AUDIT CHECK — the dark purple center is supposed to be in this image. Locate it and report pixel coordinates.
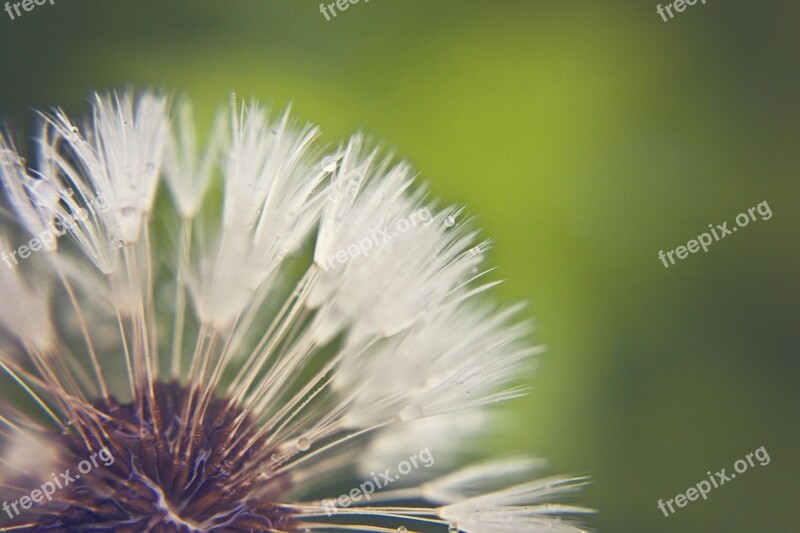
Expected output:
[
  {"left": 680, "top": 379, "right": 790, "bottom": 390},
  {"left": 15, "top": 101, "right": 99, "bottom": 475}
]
[{"left": 21, "top": 382, "right": 294, "bottom": 532}]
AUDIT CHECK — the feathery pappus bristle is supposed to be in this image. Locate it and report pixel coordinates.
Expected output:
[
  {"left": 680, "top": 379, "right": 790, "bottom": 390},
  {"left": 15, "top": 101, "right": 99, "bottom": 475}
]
[{"left": 0, "top": 90, "right": 591, "bottom": 532}]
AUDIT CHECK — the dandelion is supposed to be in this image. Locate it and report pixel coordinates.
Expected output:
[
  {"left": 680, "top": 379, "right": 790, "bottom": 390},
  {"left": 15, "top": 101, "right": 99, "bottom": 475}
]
[{"left": 0, "top": 91, "right": 591, "bottom": 532}]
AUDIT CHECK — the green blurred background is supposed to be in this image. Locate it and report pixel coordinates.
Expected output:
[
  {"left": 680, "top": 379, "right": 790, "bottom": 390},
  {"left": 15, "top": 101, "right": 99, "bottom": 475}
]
[{"left": 1, "top": 1, "right": 798, "bottom": 531}]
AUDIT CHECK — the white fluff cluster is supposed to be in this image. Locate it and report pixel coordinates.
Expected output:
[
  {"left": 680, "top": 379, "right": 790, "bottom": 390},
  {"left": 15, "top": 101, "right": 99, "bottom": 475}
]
[{"left": 0, "top": 91, "right": 590, "bottom": 532}]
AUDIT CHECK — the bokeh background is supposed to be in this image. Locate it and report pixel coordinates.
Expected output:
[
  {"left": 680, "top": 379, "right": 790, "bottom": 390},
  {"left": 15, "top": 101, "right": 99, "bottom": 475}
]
[{"left": 1, "top": 1, "right": 798, "bottom": 531}]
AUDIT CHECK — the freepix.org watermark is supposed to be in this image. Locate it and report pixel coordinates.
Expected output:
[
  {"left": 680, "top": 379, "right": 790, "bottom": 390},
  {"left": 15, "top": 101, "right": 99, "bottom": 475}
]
[
  {"left": 4, "top": 0, "right": 54, "bottom": 21},
  {"left": 1, "top": 189, "right": 110, "bottom": 270},
  {"left": 319, "top": 0, "right": 369, "bottom": 21},
  {"left": 656, "top": 0, "right": 707, "bottom": 22},
  {"left": 319, "top": 207, "right": 433, "bottom": 272},
  {"left": 658, "top": 200, "right": 772, "bottom": 269},
  {"left": 321, "top": 448, "right": 434, "bottom": 516},
  {"left": 657, "top": 445, "right": 770, "bottom": 517},
  {"left": 3, "top": 447, "right": 115, "bottom": 519}
]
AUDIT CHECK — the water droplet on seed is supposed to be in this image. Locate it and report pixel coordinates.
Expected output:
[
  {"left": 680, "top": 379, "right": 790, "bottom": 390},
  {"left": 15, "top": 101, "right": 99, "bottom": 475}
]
[
  {"left": 397, "top": 527, "right": 408, "bottom": 532},
  {"left": 297, "top": 437, "right": 311, "bottom": 451},
  {"left": 448, "top": 524, "right": 459, "bottom": 533},
  {"left": 444, "top": 215, "right": 455, "bottom": 227},
  {"left": 399, "top": 402, "right": 423, "bottom": 421},
  {"left": 29, "top": 180, "right": 61, "bottom": 208},
  {"left": 321, "top": 155, "right": 339, "bottom": 172}
]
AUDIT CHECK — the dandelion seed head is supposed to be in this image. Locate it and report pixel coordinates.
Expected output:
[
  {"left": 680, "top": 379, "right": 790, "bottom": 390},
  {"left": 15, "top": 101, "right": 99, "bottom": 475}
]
[{"left": 0, "top": 90, "right": 590, "bottom": 532}]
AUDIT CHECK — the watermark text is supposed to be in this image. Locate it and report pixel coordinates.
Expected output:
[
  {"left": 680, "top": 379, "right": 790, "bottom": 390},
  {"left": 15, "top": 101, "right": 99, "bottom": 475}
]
[
  {"left": 3, "top": 447, "right": 114, "bottom": 519},
  {"left": 657, "top": 445, "right": 770, "bottom": 517},
  {"left": 321, "top": 448, "right": 434, "bottom": 516},
  {"left": 658, "top": 200, "right": 772, "bottom": 268}
]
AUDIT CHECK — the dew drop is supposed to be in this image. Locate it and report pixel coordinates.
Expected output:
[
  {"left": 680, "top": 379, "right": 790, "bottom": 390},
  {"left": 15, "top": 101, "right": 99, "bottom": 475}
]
[
  {"left": 468, "top": 246, "right": 480, "bottom": 257},
  {"left": 399, "top": 402, "right": 424, "bottom": 422},
  {"left": 111, "top": 239, "right": 124, "bottom": 249},
  {"left": 321, "top": 155, "right": 339, "bottom": 172},
  {"left": 118, "top": 206, "right": 139, "bottom": 226},
  {"left": 448, "top": 524, "right": 459, "bottom": 533},
  {"left": 29, "top": 180, "right": 61, "bottom": 209},
  {"left": 397, "top": 527, "right": 408, "bottom": 532},
  {"left": 297, "top": 437, "right": 311, "bottom": 451},
  {"left": 444, "top": 215, "right": 455, "bottom": 227}
]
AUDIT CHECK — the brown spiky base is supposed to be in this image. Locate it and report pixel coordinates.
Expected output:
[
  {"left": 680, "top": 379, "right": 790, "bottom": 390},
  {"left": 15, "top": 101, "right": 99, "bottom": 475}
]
[{"left": 13, "top": 382, "right": 295, "bottom": 532}]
